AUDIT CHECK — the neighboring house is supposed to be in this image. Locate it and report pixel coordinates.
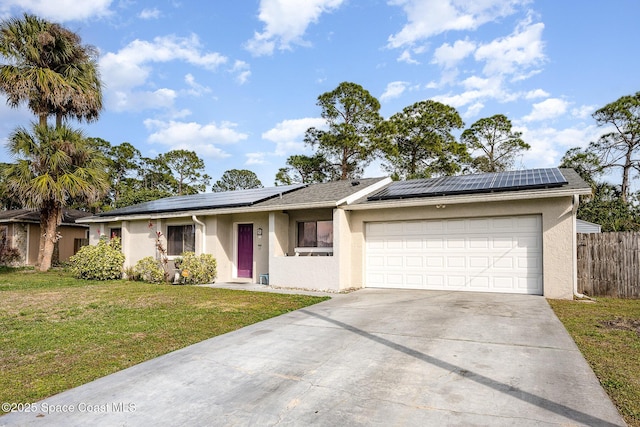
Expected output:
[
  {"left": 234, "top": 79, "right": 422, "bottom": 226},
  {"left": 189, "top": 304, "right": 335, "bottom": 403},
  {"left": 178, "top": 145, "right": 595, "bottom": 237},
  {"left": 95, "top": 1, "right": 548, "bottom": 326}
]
[
  {"left": 576, "top": 219, "right": 602, "bottom": 234},
  {"left": 0, "top": 209, "right": 90, "bottom": 266},
  {"left": 78, "top": 168, "right": 591, "bottom": 299}
]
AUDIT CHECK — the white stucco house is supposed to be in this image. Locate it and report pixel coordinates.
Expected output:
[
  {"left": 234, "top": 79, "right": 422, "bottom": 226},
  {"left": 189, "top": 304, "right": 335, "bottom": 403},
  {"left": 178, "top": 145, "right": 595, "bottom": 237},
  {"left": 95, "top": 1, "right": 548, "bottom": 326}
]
[{"left": 77, "top": 168, "right": 591, "bottom": 299}]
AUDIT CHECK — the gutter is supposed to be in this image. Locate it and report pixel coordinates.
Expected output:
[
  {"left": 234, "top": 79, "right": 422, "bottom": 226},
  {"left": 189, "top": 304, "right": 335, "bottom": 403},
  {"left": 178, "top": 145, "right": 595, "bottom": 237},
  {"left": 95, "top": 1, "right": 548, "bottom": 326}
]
[
  {"left": 572, "top": 194, "right": 586, "bottom": 299},
  {"left": 192, "top": 215, "right": 206, "bottom": 254}
]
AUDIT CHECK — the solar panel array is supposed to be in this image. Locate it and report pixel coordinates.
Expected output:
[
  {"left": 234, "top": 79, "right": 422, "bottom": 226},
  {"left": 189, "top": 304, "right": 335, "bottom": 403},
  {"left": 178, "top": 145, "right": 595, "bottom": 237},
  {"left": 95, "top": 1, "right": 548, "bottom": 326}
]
[
  {"left": 368, "top": 168, "right": 568, "bottom": 201},
  {"left": 98, "top": 183, "right": 307, "bottom": 216}
]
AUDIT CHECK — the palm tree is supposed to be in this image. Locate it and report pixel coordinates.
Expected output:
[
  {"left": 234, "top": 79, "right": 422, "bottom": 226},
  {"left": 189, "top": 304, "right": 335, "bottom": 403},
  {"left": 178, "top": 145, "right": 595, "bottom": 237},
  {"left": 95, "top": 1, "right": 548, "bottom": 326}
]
[
  {"left": 5, "top": 124, "right": 109, "bottom": 271},
  {"left": 0, "top": 13, "right": 102, "bottom": 127},
  {"left": 0, "top": 14, "right": 105, "bottom": 270}
]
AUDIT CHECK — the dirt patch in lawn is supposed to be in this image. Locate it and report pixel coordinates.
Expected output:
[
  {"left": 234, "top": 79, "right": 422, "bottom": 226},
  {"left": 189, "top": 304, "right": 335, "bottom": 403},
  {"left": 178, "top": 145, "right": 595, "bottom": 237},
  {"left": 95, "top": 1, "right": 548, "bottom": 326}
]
[{"left": 599, "top": 317, "right": 640, "bottom": 336}]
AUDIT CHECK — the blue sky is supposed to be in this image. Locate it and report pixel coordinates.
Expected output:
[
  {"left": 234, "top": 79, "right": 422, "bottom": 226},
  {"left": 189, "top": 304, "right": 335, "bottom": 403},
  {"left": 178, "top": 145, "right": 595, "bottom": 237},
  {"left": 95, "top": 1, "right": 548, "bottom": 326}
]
[{"left": 0, "top": 0, "right": 638, "bottom": 187}]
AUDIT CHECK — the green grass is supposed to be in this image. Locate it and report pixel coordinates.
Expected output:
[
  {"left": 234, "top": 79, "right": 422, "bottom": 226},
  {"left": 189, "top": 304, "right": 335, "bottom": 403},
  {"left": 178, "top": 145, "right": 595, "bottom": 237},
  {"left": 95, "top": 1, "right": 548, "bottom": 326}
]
[
  {"left": 548, "top": 297, "right": 640, "bottom": 427},
  {"left": 0, "top": 269, "right": 329, "bottom": 411}
]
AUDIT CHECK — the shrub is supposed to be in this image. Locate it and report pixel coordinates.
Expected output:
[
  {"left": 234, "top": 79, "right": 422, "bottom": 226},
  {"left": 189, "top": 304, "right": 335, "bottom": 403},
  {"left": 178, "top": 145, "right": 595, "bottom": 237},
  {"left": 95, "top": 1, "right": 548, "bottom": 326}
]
[
  {"left": 133, "top": 257, "right": 166, "bottom": 284},
  {"left": 179, "top": 252, "right": 217, "bottom": 285},
  {"left": 0, "top": 246, "right": 22, "bottom": 266},
  {"left": 69, "top": 237, "right": 125, "bottom": 280}
]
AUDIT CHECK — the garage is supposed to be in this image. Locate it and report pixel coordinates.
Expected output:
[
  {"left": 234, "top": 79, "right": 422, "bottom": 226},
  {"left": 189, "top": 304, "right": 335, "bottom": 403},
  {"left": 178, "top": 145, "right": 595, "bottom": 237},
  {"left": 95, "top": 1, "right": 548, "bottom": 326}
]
[{"left": 365, "top": 215, "right": 543, "bottom": 294}]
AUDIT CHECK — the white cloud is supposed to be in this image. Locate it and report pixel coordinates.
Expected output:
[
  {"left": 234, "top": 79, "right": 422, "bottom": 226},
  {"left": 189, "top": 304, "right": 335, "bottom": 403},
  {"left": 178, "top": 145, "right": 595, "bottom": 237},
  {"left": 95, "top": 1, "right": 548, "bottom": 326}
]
[
  {"left": 184, "top": 74, "right": 212, "bottom": 97},
  {"left": 522, "top": 98, "right": 569, "bottom": 122},
  {"left": 381, "top": 81, "right": 409, "bottom": 102},
  {"left": 99, "top": 35, "right": 227, "bottom": 111},
  {"left": 139, "top": 8, "right": 161, "bottom": 20},
  {"left": 474, "top": 19, "right": 546, "bottom": 78},
  {"left": 230, "top": 60, "right": 251, "bottom": 85},
  {"left": 433, "top": 75, "right": 508, "bottom": 108},
  {"left": 111, "top": 88, "right": 177, "bottom": 112},
  {"left": 464, "top": 102, "right": 485, "bottom": 118},
  {"left": 572, "top": 104, "right": 596, "bottom": 119},
  {"left": 246, "top": 153, "right": 268, "bottom": 165},
  {"left": 144, "top": 119, "right": 249, "bottom": 150},
  {"left": 262, "top": 117, "right": 327, "bottom": 155},
  {"left": 387, "top": 0, "right": 526, "bottom": 49},
  {"left": 0, "top": 0, "right": 113, "bottom": 21},
  {"left": 432, "top": 39, "right": 476, "bottom": 69},
  {"left": 245, "top": 0, "right": 345, "bottom": 56},
  {"left": 518, "top": 124, "right": 602, "bottom": 168},
  {"left": 525, "top": 89, "right": 550, "bottom": 99},
  {"left": 397, "top": 49, "right": 420, "bottom": 64}
]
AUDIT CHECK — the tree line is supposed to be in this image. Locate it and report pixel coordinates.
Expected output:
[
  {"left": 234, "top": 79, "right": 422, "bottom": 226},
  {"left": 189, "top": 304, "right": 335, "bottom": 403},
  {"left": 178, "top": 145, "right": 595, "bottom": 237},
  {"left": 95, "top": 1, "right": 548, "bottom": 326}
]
[
  {"left": 0, "top": 14, "right": 638, "bottom": 272},
  {"left": 275, "top": 81, "right": 529, "bottom": 185}
]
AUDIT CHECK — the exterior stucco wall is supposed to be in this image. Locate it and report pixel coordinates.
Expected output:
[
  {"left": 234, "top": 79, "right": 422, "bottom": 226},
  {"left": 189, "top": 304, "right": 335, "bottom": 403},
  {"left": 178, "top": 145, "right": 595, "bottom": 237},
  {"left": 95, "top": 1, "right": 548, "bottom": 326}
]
[
  {"left": 346, "top": 196, "right": 576, "bottom": 299},
  {"left": 57, "top": 226, "right": 88, "bottom": 262},
  {"left": 268, "top": 208, "right": 341, "bottom": 291}
]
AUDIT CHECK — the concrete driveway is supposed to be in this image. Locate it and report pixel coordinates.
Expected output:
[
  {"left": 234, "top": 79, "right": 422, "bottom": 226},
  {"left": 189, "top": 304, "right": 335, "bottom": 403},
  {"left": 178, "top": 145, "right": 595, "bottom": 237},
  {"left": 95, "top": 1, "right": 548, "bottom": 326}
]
[{"left": 1, "top": 289, "right": 625, "bottom": 426}]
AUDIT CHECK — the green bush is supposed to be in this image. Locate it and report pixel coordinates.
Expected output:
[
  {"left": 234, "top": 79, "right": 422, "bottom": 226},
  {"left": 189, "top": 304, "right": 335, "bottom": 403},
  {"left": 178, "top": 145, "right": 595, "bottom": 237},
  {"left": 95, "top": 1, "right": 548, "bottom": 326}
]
[
  {"left": 179, "top": 252, "right": 217, "bottom": 285},
  {"left": 133, "top": 257, "right": 166, "bottom": 284},
  {"left": 69, "top": 237, "right": 125, "bottom": 280}
]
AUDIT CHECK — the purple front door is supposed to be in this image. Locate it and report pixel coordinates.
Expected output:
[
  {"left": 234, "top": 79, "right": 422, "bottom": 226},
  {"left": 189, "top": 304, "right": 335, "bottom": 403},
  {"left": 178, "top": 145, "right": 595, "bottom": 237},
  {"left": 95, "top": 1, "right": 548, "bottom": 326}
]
[{"left": 237, "top": 224, "right": 253, "bottom": 278}]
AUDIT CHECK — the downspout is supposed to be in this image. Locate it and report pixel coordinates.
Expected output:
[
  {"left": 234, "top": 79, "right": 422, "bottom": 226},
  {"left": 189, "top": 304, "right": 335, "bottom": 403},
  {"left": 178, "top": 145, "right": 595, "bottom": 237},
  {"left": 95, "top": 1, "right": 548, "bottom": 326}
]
[
  {"left": 192, "top": 215, "right": 206, "bottom": 254},
  {"left": 572, "top": 195, "right": 585, "bottom": 299}
]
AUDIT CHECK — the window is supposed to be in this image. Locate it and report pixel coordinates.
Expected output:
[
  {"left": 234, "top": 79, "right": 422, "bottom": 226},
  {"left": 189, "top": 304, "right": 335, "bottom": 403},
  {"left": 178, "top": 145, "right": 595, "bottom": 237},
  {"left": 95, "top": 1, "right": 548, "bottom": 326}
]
[
  {"left": 167, "top": 225, "right": 195, "bottom": 256},
  {"left": 110, "top": 228, "right": 121, "bottom": 240},
  {"left": 297, "top": 221, "right": 333, "bottom": 247},
  {"left": 74, "top": 238, "right": 89, "bottom": 254}
]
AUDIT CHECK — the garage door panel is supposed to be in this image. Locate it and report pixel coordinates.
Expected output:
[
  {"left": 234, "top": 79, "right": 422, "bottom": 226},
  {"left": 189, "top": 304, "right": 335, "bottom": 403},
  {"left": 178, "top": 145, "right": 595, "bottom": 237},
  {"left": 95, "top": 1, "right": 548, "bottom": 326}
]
[
  {"left": 426, "top": 256, "right": 443, "bottom": 267},
  {"left": 469, "top": 237, "right": 490, "bottom": 249},
  {"left": 447, "top": 238, "right": 465, "bottom": 249},
  {"left": 406, "top": 239, "right": 423, "bottom": 249},
  {"left": 406, "top": 256, "right": 424, "bottom": 267},
  {"left": 447, "top": 257, "right": 465, "bottom": 268},
  {"left": 365, "top": 215, "right": 542, "bottom": 295},
  {"left": 426, "top": 239, "right": 444, "bottom": 249}
]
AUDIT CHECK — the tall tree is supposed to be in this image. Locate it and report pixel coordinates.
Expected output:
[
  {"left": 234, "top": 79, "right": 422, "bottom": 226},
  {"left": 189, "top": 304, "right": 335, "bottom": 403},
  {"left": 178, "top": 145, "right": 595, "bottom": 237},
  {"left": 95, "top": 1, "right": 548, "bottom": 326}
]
[
  {"left": 5, "top": 124, "right": 109, "bottom": 270},
  {"left": 560, "top": 147, "right": 639, "bottom": 231},
  {"left": 559, "top": 147, "right": 603, "bottom": 187},
  {"left": 212, "top": 169, "right": 263, "bottom": 192},
  {"left": 461, "top": 114, "right": 529, "bottom": 173},
  {"left": 381, "top": 100, "right": 466, "bottom": 180},
  {"left": 275, "top": 153, "right": 336, "bottom": 185},
  {"left": 304, "top": 82, "right": 383, "bottom": 180},
  {"left": 590, "top": 92, "right": 640, "bottom": 203},
  {"left": 0, "top": 13, "right": 102, "bottom": 127},
  {"left": 1, "top": 14, "right": 104, "bottom": 269},
  {"left": 157, "top": 149, "right": 211, "bottom": 195}
]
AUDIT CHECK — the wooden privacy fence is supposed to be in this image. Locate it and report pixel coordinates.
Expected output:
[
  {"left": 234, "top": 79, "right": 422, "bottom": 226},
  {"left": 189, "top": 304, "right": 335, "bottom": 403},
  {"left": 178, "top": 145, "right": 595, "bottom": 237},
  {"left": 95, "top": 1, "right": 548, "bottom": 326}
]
[{"left": 577, "top": 232, "right": 640, "bottom": 298}]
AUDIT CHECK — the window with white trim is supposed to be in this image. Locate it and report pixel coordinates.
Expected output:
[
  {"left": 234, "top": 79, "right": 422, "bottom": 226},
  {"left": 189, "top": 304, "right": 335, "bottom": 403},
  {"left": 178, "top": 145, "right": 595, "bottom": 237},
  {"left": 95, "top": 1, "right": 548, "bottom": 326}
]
[{"left": 297, "top": 220, "right": 333, "bottom": 248}]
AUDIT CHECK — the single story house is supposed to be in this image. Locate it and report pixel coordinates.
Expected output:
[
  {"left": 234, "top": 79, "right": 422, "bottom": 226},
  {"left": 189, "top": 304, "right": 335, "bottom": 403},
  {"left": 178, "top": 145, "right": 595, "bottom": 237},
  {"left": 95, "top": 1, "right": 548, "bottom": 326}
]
[
  {"left": 78, "top": 168, "right": 591, "bottom": 299},
  {"left": 0, "top": 209, "right": 90, "bottom": 266}
]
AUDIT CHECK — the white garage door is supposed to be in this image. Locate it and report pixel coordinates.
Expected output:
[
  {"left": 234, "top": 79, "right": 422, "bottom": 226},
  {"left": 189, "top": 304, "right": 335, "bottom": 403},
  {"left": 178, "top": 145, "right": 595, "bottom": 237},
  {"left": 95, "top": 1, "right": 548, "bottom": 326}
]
[{"left": 365, "top": 215, "right": 542, "bottom": 294}]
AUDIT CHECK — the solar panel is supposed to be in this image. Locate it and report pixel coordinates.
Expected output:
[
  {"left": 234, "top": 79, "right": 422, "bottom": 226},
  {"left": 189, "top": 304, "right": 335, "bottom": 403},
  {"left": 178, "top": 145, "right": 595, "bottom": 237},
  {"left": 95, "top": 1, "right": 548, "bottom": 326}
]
[
  {"left": 98, "top": 183, "right": 307, "bottom": 216},
  {"left": 368, "top": 168, "right": 568, "bottom": 201}
]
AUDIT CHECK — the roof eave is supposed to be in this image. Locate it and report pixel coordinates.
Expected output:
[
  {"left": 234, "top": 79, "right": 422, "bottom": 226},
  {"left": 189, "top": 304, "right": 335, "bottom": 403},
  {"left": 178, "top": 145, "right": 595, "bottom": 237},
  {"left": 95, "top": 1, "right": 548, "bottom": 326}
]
[{"left": 76, "top": 201, "right": 341, "bottom": 223}]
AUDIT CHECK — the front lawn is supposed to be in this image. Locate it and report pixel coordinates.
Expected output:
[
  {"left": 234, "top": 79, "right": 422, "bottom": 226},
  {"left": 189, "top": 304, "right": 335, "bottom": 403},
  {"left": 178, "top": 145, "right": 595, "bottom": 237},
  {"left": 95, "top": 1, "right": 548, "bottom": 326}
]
[
  {"left": 549, "top": 297, "right": 640, "bottom": 427},
  {"left": 0, "top": 269, "right": 329, "bottom": 412}
]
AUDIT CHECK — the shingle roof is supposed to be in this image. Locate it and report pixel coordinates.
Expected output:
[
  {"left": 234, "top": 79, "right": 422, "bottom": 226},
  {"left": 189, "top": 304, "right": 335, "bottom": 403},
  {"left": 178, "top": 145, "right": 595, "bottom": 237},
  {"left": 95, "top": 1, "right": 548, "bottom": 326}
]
[
  {"left": 0, "top": 209, "right": 91, "bottom": 225},
  {"left": 253, "top": 177, "right": 388, "bottom": 208}
]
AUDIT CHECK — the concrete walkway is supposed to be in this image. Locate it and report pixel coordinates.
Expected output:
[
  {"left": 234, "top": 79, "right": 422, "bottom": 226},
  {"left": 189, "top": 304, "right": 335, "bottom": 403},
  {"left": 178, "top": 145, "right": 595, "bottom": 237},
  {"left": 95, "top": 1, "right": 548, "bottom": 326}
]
[{"left": 1, "top": 289, "right": 625, "bottom": 426}]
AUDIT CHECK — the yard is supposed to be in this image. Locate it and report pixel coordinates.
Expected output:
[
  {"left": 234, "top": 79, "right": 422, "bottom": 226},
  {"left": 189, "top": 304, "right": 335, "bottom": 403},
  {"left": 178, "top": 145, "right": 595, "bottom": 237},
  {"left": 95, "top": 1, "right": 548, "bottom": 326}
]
[
  {"left": 549, "top": 297, "right": 640, "bottom": 427},
  {"left": 0, "top": 268, "right": 329, "bottom": 413}
]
